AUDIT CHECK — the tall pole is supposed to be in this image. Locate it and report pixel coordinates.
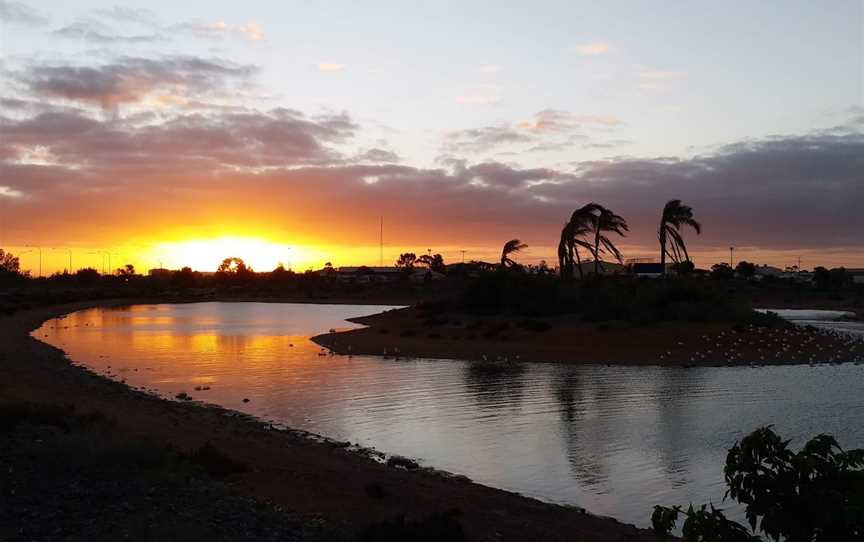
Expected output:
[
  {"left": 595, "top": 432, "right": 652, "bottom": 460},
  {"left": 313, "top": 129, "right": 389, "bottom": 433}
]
[
  {"left": 729, "top": 246, "right": 734, "bottom": 268},
  {"left": 379, "top": 216, "right": 383, "bottom": 267},
  {"left": 461, "top": 250, "right": 466, "bottom": 263}
]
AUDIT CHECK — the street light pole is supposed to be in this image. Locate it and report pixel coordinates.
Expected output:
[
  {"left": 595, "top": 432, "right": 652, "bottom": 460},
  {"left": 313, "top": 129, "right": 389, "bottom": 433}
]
[{"left": 729, "top": 246, "right": 735, "bottom": 268}]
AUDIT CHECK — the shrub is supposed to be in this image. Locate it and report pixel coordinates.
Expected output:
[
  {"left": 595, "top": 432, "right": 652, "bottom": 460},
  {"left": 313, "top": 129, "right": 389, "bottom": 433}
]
[{"left": 652, "top": 426, "right": 864, "bottom": 541}]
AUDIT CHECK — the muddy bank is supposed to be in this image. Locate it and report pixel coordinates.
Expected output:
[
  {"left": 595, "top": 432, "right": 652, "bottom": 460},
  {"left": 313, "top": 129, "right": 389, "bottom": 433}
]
[
  {"left": 312, "top": 307, "right": 864, "bottom": 366},
  {"left": 1, "top": 300, "right": 657, "bottom": 542}
]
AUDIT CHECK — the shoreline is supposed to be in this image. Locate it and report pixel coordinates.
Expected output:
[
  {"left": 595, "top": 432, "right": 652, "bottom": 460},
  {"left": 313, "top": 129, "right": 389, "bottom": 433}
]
[
  {"left": 312, "top": 307, "right": 864, "bottom": 367},
  {"left": 1, "top": 299, "right": 657, "bottom": 541}
]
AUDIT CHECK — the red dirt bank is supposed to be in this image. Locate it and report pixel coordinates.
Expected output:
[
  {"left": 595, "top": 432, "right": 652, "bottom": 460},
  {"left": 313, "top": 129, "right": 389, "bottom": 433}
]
[{"left": 313, "top": 307, "right": 864, "bottom": 366}]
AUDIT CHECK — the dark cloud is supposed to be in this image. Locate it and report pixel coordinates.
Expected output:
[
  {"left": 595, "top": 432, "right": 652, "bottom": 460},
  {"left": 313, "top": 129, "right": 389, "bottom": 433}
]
[
  {"left": 0, "top": 107, "right": 356, "bottom": 180},
  {"left": 0, "top": 1, "right": 46, "bottom": 26},
  {"left": 1, "top": 54, "right": 861, "bottom": 256},
  {"left": 3, "top": 99, "right": 860, "bottom": 254},
  {"left": 18, "top": 57, "right": 257, "bottom": 114}
]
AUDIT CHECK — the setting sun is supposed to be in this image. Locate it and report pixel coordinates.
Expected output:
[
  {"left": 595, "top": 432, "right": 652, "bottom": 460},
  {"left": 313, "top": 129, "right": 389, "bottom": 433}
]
[{"left": 148, "top": 237, "right": 300, "bottom": 272}]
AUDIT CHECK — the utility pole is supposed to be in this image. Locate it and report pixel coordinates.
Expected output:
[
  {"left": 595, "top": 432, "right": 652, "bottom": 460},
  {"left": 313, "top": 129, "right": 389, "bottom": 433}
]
[
  {"left": 729, "top": 246, "right": 735, "bottom": 268},
  {"left": 461, "top": 250, "right": 466, "bottom": 263}
]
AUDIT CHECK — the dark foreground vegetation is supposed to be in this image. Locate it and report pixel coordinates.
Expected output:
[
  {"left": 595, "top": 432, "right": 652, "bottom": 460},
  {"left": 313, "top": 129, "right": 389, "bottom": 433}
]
[
  {"left": 461, "top": 273, "right": 783, "bottom": 325},
  {"left": 653, "top": 427, "right": 864, "bottom": 542}
]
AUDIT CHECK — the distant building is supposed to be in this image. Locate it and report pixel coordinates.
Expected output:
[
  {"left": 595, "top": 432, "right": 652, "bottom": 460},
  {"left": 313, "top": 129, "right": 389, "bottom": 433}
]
[
  {"left": 335, "top": 266, "right": 403, "bottom": 283},
  {"left": 753, "top": 264, "right": 783, "bottom": 280},
  {"left": 574, "top": 261, "right": 625, "bottom": 277},
  {"left": 630, "top": 262, "right": 666, "bottom": 278},
  {"left": 148, "top": 268, "right": 173, "bottom": 278},
  {"left": 847, "top": 268, "right": 864, "bottom": 285}
]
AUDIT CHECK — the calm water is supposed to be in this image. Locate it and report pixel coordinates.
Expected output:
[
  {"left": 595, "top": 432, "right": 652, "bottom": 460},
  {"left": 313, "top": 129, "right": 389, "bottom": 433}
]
[{"left": 35, "top": 302, "right": 864, "bottom": 528}]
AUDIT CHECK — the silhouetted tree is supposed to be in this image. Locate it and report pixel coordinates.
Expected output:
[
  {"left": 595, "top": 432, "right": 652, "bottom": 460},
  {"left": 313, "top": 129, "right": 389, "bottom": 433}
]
[
  {"left": 217, "top": 257, "right": 250, "bottom": 274},
  {"left": 417, "top": 253, "right": 446, "bottom": 273},
  {"left": 813, "top": 266, "right": 849, "bottom": 289},
  {"left": 558, "top": 203, "right": 601, "bottom": 280},
  {"left": 171, "top": 267, "right": 198, "bottom": 289},
  {"left": 735, "top": 261, "right": 756, "bottom": 279},
  {"left": 116, "top": 264, "right": 135, "bottom": 277},
  {"left": 0, "top": 248, "right": 21, "bottom": 275},
  {"left": 590, "top": 205, "right": 628, "bottom": 275},
  {"left": 653, "top": 426, "right": 864, "bottom": 541},
  {"left": 672, "top": 260, "right": 695, "bottom": 275},
  {"left": 396, "top": 252, "right": 417, "bottom": 269},
  {"left": 75, "top": 267, "right": 100, "bottom": 285},
  {"left": 500, "top": 239, "right": 527, "bottom": 268},
  {"left": 658, "top": 199, "right": 701, "bottom": 276},
  {"left": 710, "top": 262, "right": 734, "bottom": 280}
]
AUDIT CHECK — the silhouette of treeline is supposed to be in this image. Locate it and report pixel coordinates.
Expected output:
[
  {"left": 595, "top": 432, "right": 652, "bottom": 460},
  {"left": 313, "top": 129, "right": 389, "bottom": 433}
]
[{"left": 1, "top": 197, "right": 861, "bottom": 318}]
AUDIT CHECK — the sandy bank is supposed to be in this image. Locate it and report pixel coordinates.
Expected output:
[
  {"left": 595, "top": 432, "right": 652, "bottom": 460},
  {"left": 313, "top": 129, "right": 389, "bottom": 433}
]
[{"left": 312, "top": 307, "right": 864, "bottom": 366}]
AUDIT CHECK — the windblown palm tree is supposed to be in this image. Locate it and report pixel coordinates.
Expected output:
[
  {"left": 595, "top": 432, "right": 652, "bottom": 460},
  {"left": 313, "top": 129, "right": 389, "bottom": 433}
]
[
  {"left": 500, "top": 239, "right": 528, "bottom": 268},
  {"left": 591, "top": 205, "right": 629, "bottom": 275},
  {"left": 658, "top": 199, "right": 701, "bottom": 275},
  {"left": 558, "top": 203, "right": 602, "bottom": 280}
]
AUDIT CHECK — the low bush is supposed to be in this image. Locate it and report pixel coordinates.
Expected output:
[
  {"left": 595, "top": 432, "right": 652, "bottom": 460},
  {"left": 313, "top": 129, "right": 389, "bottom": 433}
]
[{"left": 652, "top": 426, "right": 864, "bottom": 541}]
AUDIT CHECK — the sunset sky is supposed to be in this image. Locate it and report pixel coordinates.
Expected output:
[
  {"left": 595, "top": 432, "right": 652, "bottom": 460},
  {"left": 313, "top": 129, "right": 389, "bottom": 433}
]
[{"left": 1, "top": 0, "right": 862, "bottom": 274}]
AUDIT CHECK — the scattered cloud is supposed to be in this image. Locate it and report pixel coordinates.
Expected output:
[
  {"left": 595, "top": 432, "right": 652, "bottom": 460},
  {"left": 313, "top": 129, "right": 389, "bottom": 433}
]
[
  {"left": 456, "top": 94, "right": 500, "bottom": 105},
  {"left": 353, "top": 148, "right": 400, "bottom": 163},
  {"left": 581, "top": 139, "right": 633, "bottom": 149},
  {"left": 17, "top": 56, "right": 257, "bottom": 115},
  {"left": 638, "top": 69, "right": 686, "bottom": 92},
  {"left": 573, "top": 41, "right": 610, "bottom": 56},
  {"left": 0, "top": 186, "right": 24, "bottom": 198},
  {"left": 0, "top": 0, "right": 47, "bottom": 26},
  {"left": 52, "top": 20, "right": 163, "bottom": 44},
  {"left": 94, "top": 6, "right": 159, "bottom": 25},
  {"left": 519, "top": 110, "right": 623, "bottom": 133},
  {"left": 317, "top": 63, "right": 346, "bottom": 73},
  {"left": 443, "top": 125, "right": 533, "bottom": 153},
  {"left": 443, "top": 110, "right": 625, "bottom": 155},
  {"left": 179, "top": 20, "right": 265, "bottom": 41}
]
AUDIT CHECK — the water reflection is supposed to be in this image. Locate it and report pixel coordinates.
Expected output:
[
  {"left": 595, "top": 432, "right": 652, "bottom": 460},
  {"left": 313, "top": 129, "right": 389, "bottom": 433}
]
[
  {"left": 463, "top": 362, "right": 527, "bottom": 410},
  {"left": 35, "top": 302, "right": 864, "bottom": 528}
]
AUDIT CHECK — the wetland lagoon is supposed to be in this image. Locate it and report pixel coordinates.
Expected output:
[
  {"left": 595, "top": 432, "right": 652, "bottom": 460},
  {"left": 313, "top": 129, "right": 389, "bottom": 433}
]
[{"left": 36, "top": 301, "right": 864, "bottom": 528}]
